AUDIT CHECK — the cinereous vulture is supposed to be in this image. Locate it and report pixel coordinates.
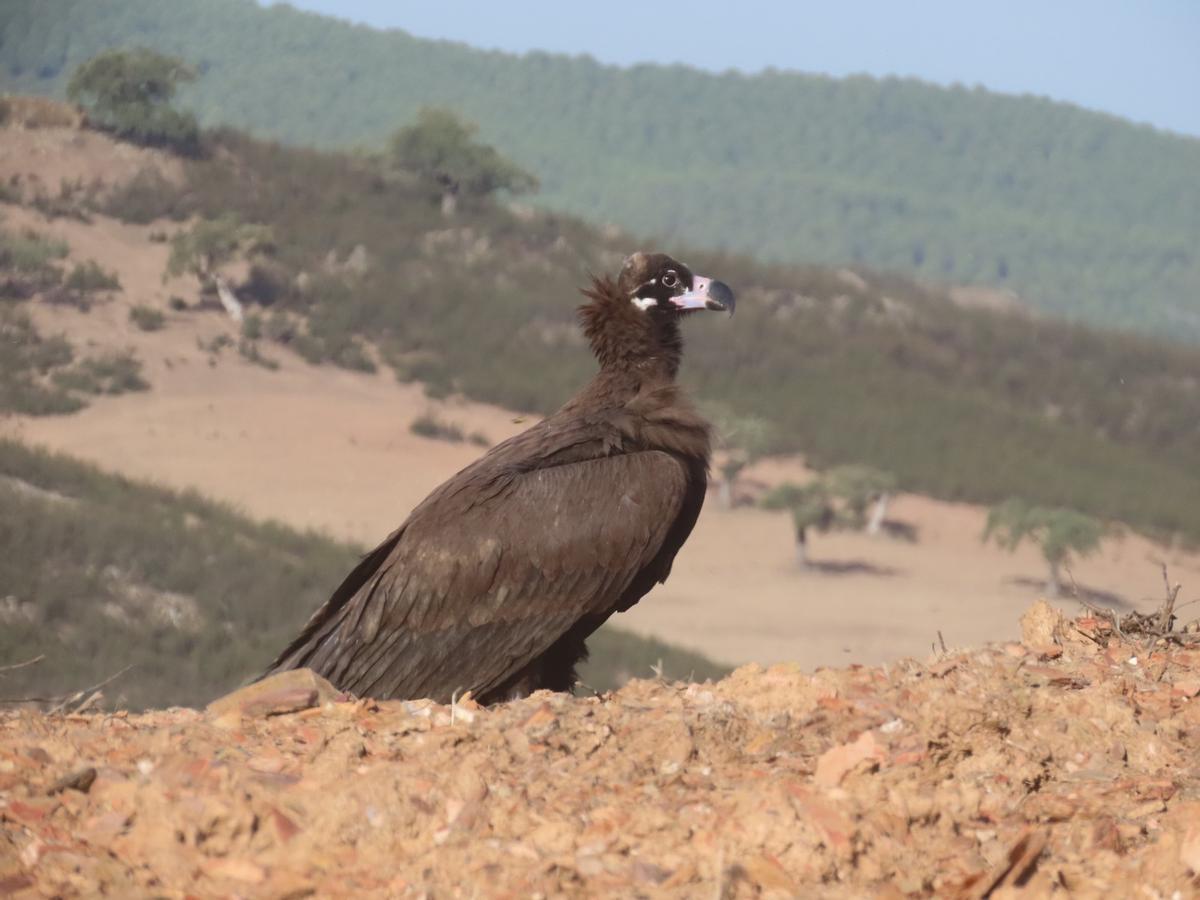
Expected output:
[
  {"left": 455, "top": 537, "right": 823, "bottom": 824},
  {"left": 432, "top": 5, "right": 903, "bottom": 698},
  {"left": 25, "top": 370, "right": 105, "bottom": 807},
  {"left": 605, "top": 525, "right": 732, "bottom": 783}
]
[{"left": 264, "top": 252, "right": 735, "bottom": 703}]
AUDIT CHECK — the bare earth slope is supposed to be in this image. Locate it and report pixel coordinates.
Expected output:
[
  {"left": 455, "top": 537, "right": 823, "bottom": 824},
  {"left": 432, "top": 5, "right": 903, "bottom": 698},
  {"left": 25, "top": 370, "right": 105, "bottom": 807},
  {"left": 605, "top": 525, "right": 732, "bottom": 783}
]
[{"left": 3, "top": 604, "right": 1199, "bottom": 897}]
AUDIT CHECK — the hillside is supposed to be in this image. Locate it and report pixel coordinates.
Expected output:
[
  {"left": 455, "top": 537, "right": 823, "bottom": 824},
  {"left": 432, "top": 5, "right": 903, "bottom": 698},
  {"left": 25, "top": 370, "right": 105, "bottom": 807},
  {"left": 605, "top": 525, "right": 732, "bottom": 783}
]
[
  {"left": 2, "top": 123, "right": 1200, "bottom": 682},
  {"left": 3, "top": 0, "right": 1199, "bottom": 339},
  {"left": 3, "top": 604, "right": 1200, "bottom": 896},
  {"left": 0, "top": 437, "right": 727, "bottom": 710},
  {"left": 2, "top": 120, "right": 1200, "bottom": 541},
  {"left": 3, "top": 122, "right": 1196, "bottom": 538}
]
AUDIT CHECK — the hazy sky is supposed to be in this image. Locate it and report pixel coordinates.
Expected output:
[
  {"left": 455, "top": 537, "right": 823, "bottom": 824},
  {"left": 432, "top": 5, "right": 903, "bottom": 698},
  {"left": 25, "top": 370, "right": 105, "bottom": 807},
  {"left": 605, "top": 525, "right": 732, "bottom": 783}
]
[{"left": 266, "top": 1, "right": 1200, "bottom": 137}]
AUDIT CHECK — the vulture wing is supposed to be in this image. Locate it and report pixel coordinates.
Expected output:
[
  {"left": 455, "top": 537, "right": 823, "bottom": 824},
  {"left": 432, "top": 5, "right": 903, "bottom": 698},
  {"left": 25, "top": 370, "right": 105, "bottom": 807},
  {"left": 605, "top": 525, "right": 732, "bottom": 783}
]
[{"left": 266, "top": 448, "right": 699, "bottom": 702}]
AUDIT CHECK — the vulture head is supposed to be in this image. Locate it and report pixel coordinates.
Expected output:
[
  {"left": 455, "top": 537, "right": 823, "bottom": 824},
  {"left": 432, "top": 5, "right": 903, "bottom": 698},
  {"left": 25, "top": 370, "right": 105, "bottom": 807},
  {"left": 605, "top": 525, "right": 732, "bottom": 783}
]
[{"left": 580, "top": 251, "right": 735, "bottom": 374}]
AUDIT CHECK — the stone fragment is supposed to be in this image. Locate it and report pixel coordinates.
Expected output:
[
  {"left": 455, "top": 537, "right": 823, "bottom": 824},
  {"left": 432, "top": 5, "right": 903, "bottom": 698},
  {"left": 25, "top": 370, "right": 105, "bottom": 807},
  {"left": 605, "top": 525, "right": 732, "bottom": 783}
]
[
  {"left": 205, "top": 669, "right": 342, "bottom": 718},
  {"left": 814, "top": 731, "right": 886, "bottom": 787}
]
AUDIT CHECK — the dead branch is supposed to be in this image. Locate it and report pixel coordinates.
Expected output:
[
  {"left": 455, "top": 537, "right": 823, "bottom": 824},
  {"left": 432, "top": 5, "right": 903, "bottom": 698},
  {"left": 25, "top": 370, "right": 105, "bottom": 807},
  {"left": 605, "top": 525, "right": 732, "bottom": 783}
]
[
  {"left": 0, "top": 664, "right": 134, "bottom": 712},
  {"left": 1156, "top": 562, "right": 1181, "bottom": 635},
  {"left": 1066, "top": 564, "right": 1196, "bottom": 647},
  {"left": 0, "top": 654, "right": 45, "bottom": 674}
]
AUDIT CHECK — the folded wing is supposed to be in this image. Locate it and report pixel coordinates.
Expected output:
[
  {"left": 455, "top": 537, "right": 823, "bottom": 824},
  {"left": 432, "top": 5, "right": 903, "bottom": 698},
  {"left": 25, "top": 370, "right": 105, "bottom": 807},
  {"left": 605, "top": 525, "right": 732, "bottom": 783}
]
[{"left": 265, "top": 449, "right": 697, "bottom": 702}]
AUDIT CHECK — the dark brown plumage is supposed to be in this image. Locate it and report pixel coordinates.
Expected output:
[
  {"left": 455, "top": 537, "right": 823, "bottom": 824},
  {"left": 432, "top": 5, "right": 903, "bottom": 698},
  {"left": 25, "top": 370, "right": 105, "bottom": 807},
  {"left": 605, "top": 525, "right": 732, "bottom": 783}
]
[{"left": 264, "top": 252, "right": 735, "bottom": 704}]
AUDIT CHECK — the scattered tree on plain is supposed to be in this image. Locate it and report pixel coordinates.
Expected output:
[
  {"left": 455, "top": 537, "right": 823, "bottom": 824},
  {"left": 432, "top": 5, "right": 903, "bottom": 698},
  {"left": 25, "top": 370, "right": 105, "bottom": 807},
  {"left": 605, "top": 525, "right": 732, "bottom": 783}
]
[
  {"left": 824, "top": 464, "right": 897, "bottom": 535},
  {"left": 389, "top": 108, "right": 538, "bottom": 215},
  {"left": 762, "top": 464, "right": 900, "bottom": 569},
  {"left": 982, "top": 499, "right": 1108, "bottom": 596},
  {"left": 165, "top": 216, "right": 274, "bottom": 321},
  {"left": 761, "top": 482, "right": 835, "bottom": 569},
  {"left": 705, "top": 404, "right": 775, "bottom": 509},
  {"left": 67, "top": 49, "right": 200, "bottom": 154}
]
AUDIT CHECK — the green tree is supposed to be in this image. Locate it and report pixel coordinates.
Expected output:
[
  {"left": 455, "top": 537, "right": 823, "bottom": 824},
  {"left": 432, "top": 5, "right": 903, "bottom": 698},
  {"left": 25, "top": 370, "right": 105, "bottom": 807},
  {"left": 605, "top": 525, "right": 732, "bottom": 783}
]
[
  {"left": 705, "top": 405, "right": 775, "bottom": 509},
  {"left": 166, "top": 215, "right": 273, "bottom": 321},
  {"left": 825, "top": 464, "right": 897, "bottom": 535},
  {"left": 761, "top": 482, "right": 835, "bottom": 569},
  {"left": 389, "top": 108, "right": 538, "bottom": 216},
  {"left": 982, "top": 499, "right": 1107, "bottom": 596},
  {"left": 66, "top": 48, "right": 200, "bottom": 153}
]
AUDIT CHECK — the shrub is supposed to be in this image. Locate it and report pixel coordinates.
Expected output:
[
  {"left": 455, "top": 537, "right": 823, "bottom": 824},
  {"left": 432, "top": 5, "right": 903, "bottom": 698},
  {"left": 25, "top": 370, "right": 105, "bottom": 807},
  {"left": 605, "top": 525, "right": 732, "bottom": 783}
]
[
  {"left": 237, "top": 338, "right": 279, "bottom": 370},
  {"left": 410, "top": 411, "right": 465, "bottom": 443},
  {"left": 0, "top": 227, "right": 68, "bottom": 273},
  {"left": 65, "top": 260, "right": 121, "bottom": 293},
  {"left": 101, "top": 167, "right": 186, "bottom": 224},
  {"left": 29, "top": 178, "right": 96, "bottom": 222},
  {"left": 129, "top": 305, "right": 165, "bottom": 331},
  {"left": 262, "top": 311, "right": 297, "bottom": 343},
  {"left": 53, "top": 350, "right": 149, "bottom": 395},
  {"left": 240, "top": 262, "right": 291, "bottom": 307},
  {"left": 0, "top": 228, "right": 64, "bottom": 300},
  {"left": 330, "top": 339, "right": 375, "bottom": 373},
  {"left": 0, "top": 308, "right": 83, "bottom": 415},
  {"left": 241, "top": 312, "right": 262, "bottom": 340}
]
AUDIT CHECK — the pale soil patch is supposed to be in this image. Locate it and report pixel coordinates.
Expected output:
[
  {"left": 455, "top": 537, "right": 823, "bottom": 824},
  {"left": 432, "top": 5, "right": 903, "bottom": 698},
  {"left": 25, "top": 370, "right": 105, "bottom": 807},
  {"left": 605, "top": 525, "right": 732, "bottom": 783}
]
[
  {"left": 2, "top": 196, "right": 1198, "bottom": 674},
  {"left": 0, "top": 126, "right": 182, "bottom": 200}
]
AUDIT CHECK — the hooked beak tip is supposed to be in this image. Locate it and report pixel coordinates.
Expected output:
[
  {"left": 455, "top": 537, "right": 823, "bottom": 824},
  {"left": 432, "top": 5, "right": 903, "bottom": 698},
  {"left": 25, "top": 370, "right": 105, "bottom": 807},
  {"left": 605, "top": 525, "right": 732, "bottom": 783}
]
[
  {"left": 671, "top": 277, "right": 736, "bottom": 315},
  {"left": 707, "top": 280, "right": 736, "bottom": 315}
]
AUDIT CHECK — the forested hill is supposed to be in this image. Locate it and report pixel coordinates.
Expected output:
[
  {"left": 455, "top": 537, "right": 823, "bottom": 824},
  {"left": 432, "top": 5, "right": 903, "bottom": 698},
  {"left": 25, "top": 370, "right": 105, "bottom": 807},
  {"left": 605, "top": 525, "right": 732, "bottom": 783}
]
[{"left": 3, "top": 0, "right": 1199, "bottom": 342}]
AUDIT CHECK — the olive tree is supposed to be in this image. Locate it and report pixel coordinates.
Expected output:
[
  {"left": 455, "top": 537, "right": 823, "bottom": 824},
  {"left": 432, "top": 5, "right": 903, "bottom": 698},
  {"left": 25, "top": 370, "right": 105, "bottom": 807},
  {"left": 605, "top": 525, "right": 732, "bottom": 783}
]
[
  {"left": 825, "top": 464, "right": 897, "bottom": 535},
  {"left": 165, "top": 215, "right": 274, "bottom": 321},
  {"left": 982, "top": 499, "right": 1107, "bottom": 596},
  {"left": 761, "top": 482, "right": 835, "bottom": 569},
  {"left": 67, "top": 49, "right": 200, "bottom": 153},
  {"left": 389, "top": 108, "right": 538, "bottom": 215},
  {"left": 705, "top": 404, "right": 775, "bottom": 509}
]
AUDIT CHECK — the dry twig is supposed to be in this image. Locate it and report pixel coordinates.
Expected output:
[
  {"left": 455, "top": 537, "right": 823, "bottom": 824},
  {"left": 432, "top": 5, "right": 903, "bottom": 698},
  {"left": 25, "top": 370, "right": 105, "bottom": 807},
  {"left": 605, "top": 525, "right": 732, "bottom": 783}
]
[
  {"left": 0, "top": 664, "right": 134, "bottom": 711},
  {"left": 0, "top": 654, "right": 45, "bottom": 675},
  {"left": 1067, "top": 564, "right": 1198, "bottom": 647}
]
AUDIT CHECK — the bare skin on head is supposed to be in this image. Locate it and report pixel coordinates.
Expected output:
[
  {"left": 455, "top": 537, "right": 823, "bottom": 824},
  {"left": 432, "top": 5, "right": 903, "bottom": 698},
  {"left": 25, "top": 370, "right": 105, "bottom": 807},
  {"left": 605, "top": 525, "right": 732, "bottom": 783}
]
[{"left": 264, "top": 252, "right": 735, "bottom": 704}]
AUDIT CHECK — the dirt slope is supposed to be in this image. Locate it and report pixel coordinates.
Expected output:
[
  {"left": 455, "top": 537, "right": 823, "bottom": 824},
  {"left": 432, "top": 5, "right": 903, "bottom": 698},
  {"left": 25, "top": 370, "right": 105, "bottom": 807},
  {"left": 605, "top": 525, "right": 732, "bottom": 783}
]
[{"left": 2, "top": 604, "right": 1199, "bottom": 897}]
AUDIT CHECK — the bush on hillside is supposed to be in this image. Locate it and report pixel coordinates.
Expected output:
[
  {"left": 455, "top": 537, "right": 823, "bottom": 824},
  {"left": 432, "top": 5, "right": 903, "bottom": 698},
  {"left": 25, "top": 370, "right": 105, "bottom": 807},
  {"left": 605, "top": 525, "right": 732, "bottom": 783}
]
[
  {"left": 129, "top": 305, "right": 165, "bottom": 331},
  {"left": 0, "top": 308, "right": 82, "bottom": 415},
  {"left": 410, "top": 411, "right": 465, "bottom": 443},
  {"left": 65, "top": 260, "right": 121, "bottom": 293},
  {"left": 389, "top": 108, "right": 538, "bottom": 215},
  {"left": 67, "top": 49, "right": 201, "bottom": 155}
]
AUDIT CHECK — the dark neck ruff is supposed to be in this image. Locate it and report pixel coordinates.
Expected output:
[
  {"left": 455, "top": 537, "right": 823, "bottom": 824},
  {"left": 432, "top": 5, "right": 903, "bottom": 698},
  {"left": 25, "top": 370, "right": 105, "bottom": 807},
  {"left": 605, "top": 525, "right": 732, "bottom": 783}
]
[
  {"left": 575, "top": 276, "right": 710, "bottom": 464},
  {"left": 578, "top": 276, "right": 684, "bottom": 382}
]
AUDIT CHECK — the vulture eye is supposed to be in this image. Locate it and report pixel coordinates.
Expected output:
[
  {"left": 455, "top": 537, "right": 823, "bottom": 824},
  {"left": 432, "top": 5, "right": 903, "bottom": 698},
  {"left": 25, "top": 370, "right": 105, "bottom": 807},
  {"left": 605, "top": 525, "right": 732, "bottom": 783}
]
[{"left": 661, "top": 271, "right": 679, "bottom": 288}]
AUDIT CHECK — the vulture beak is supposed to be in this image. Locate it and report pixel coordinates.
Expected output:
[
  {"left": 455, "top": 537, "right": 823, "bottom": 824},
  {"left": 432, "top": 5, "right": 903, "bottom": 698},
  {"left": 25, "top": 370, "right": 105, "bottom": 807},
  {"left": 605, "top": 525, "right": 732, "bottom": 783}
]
[{"left": 671, "top": 276, "right": 736, "bottom": 315}]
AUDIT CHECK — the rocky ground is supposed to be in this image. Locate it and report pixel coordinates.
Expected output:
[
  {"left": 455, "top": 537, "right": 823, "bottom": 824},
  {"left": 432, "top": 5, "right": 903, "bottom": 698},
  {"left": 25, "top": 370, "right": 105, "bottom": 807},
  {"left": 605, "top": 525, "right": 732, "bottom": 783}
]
[{"left": 2, "top": 602, "right": 1199, "bottom": 898}]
